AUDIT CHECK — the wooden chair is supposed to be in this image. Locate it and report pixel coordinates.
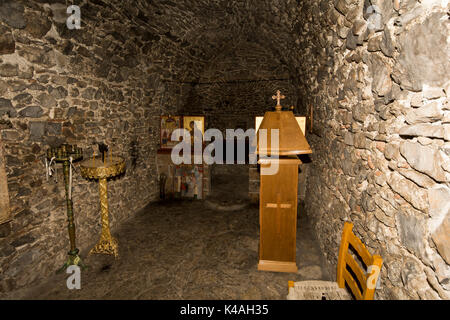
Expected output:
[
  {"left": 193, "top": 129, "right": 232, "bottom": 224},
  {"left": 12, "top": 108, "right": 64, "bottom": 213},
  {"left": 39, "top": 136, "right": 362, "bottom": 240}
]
[{"left": 287, "top": 222, "right": 383, "bottom": 300}]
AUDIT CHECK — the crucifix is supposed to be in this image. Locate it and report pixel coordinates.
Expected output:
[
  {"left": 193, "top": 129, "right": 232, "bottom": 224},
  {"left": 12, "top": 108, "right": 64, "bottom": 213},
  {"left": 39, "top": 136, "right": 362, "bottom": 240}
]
[{"left": 272, "top": 90, "right": 285, "bottom": 110}]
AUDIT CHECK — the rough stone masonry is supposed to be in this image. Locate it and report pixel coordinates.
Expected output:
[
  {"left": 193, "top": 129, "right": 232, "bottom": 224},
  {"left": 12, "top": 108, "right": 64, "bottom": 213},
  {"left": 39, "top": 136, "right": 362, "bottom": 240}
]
[
  {"left": 302, "top": 0, "right": 450, "bottom": 300},
  {"left": 0, "top": 0, "right": 449, "bottom": 300}
]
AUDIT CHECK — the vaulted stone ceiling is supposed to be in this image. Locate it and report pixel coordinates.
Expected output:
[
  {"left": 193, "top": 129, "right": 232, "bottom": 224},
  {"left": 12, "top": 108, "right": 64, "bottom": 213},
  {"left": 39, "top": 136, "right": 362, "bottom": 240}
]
[
  {"left": 74, "top": 0, "right": 314, "bottom": 82},
  {"left": 1, "top": 0, "right": 449, "bottom": 300}
]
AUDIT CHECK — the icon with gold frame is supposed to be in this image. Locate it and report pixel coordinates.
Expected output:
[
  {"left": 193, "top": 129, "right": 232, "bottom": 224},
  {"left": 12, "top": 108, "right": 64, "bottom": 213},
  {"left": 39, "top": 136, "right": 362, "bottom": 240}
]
[
  {"left": 160, "top": 115, "right": 182, "bottom": 149},
  {"left": 183, "top": 116, "right": 205, "bottom": 145}
]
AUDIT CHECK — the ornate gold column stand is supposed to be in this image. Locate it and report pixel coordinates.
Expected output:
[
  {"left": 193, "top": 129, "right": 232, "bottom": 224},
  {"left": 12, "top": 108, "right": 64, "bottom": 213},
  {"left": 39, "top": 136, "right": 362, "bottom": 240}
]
[{"left": 79, "top": 156, "right": 126, "bottom": 258}]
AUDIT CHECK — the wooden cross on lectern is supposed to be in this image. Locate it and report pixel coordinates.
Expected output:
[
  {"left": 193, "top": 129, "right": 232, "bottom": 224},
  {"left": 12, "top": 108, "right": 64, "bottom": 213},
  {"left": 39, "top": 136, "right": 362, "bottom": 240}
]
[
  {"left": 272, "top": 90, "right": 285, "bottom": 110},
  {"left": 266, "top": 193, "right": 292, "bottom": 234}
]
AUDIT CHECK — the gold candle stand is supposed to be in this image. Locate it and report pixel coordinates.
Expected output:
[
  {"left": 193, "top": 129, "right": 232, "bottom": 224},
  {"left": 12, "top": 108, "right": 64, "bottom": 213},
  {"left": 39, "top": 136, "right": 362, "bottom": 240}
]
[{"left": 79, "top": 156, "right": 126, "bottom": 258}]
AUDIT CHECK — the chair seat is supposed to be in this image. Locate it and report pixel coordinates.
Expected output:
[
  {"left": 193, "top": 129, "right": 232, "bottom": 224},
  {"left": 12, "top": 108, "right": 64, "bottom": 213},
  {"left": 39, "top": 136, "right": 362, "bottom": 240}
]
[{"left": 287, "top": 280, "right": 353, "bottom": 300}]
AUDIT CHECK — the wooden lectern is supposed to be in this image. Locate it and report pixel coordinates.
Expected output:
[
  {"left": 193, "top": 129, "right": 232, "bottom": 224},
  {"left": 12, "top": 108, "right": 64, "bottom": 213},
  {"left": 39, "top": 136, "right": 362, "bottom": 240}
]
[{"left": 256, "top": 90, "right": 312, "bottom": 273}]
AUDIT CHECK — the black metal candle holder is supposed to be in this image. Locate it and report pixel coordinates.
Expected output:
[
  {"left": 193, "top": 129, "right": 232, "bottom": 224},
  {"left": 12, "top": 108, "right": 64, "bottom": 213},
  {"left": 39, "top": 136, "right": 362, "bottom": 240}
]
[{"left": 47, "top": 144, "right": 86, "bottom": 273}]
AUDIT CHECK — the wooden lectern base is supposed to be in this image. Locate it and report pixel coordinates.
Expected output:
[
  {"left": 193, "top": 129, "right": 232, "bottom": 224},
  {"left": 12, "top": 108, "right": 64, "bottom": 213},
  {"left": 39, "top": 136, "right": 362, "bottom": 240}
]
[{"left": 257, "top": 260, "right": 298, "bottom": 273}]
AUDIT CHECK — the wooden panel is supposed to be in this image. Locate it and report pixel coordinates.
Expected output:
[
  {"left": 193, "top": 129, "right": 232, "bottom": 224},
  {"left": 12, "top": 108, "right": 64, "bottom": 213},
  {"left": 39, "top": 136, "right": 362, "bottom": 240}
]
[
  {"left": 258, "top": 260, "right": 298, "bottom": 273},
  {"left": 259, "top": 158, "right": 299, "bottom": 266},
  {"left": 256, "top": 116, "right": 307, "bottom": 135},
  {"left": 258, "top": 158, "right": 301, "bottom": 165}
]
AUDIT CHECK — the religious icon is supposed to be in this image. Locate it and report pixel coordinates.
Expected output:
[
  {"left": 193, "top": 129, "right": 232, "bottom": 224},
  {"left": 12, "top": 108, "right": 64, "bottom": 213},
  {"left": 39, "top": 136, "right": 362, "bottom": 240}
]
[
  {"left": 160, "top": 115, "right": 181, "bottom": 149},
  {"left": 183, "top": 116, "right": 204, "bottom": 145},
  {"left": 173, "top": 164, "right": 203, "bottom": 199}
]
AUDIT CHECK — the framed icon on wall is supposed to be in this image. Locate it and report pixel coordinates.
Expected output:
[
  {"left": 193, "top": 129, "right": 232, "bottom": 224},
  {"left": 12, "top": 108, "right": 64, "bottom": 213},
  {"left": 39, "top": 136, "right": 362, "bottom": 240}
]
[
  {"left": 173, "top": 164, "right": 204, "bottom": 200},
  {"left": 160, "top": 115, "right": 182, "bottom": 149},
  {"left": 183, "top": 116, "right": 205, "bottom": 145}
]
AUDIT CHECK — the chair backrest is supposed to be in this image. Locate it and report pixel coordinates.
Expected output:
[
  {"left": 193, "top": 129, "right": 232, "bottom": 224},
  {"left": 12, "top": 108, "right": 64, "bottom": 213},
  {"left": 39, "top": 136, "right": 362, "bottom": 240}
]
[{"left": 336, "top": 222, "right": 383, "bottom": 300}]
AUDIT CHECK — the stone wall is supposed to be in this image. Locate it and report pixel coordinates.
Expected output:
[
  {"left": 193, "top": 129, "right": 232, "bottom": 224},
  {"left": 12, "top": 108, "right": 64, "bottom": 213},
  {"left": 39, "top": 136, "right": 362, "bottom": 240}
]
[
  {"left": 178, "top": 40, "right": 298, "bottom": 179},
  {"left": 298, "top": 0, "right": 450, "bottom": 299},
  {"left": 178, "top": 41, "right": 297, "bottom": 133},
  {"left": 0, "top": 0, "right": 180, "bottom": 292},
  {"left": 1, "top": 0, "right": 449, "bottom": 299}
]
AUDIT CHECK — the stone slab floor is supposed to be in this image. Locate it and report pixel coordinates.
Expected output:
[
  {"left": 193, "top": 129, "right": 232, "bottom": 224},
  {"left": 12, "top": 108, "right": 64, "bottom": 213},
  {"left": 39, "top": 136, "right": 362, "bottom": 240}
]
[{"left": 3, "top": 172, "right": 332, "bottom": 300}]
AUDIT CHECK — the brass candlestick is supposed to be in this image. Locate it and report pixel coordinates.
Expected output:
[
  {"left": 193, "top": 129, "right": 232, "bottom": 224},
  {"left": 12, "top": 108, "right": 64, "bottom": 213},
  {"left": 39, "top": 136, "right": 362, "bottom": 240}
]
[
  {"left": 79, "top": 155, "right": 126, "bottom": 258},
  {"left": 46, "top": 144, "right": 85, "bottom": 272}
]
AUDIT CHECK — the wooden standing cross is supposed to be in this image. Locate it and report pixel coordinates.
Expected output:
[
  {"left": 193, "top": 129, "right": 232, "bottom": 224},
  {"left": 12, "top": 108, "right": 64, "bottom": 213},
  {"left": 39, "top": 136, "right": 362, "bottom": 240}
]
[{"left": 272, "top": 90, "right": 285, "bottom": 110}]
